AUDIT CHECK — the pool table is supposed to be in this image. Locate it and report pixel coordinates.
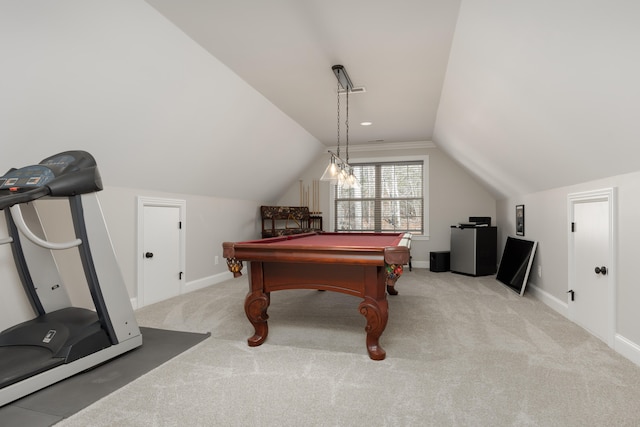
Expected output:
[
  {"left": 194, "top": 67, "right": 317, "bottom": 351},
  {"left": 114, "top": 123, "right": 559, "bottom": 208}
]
[{"left": 222, "top": 232, "right": 411, "bottom": 360}]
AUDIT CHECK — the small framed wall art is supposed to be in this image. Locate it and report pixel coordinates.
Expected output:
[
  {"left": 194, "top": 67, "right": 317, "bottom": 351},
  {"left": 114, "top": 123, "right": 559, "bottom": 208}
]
[{"left": 516, "top": 204, "right": 525, "bottom": 236}]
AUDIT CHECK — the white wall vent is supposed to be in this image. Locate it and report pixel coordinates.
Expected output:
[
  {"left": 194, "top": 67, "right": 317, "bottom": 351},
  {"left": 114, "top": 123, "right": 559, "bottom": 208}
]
[{"left": 338, "top": 86, "right": 366, "bottom": 94}]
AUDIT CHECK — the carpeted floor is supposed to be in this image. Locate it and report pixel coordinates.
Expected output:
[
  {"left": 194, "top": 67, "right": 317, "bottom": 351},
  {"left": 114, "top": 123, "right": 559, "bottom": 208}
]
[
  {"left": 48, "top": 269, "right": 640, "bottom": 426},
  {"left": 0, "top": 327, "right": 209, "bottom": 426}
]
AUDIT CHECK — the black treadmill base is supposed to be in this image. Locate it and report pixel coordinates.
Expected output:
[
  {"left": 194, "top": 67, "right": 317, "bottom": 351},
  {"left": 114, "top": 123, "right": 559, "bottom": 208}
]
[
  {"left": 0, "top": 347, "right": 64, "bottom": 389},
  {"left": 0, "top": 307, "right": 111, "bottom": 390}
]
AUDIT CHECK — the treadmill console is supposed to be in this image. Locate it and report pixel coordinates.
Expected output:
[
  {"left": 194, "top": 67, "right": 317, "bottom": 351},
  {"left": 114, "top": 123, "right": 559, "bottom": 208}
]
[
  {"left": 0, "top": 165, "right": 57, "bottom": 191},
  {"left": 0, "top": 151, "right": 102, "bottom": 210}
]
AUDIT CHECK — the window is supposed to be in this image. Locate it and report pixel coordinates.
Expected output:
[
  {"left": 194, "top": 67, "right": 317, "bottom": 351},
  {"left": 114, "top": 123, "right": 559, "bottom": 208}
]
[{"left": 334, "top": 159, "right": 425, "bottom": 234}]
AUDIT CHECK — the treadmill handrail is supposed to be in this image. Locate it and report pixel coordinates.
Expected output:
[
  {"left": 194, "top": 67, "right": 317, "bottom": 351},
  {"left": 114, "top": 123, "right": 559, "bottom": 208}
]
[
  {"left": 0, "top": 186, "right": 51, "bottom": 211},
  {"left": 9, "top": 205, "right": 82, "bottom": 250}
]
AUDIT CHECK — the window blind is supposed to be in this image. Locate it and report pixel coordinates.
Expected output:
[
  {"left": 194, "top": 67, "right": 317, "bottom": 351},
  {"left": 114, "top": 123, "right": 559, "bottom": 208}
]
[{"left": 334, "top": 160, "right": 424, "bottom": 233}]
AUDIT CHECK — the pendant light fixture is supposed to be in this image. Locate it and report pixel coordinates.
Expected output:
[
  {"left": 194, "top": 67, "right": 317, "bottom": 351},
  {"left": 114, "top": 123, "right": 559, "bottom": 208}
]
[{"left": 320, "top": 65, "right": 360, "bottom": 190}]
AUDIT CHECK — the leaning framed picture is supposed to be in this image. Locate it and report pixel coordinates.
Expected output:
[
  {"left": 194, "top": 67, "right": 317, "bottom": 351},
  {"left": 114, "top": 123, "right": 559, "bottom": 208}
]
[{"left": 516, "top": 205, "right": 525, "bottom": 236}]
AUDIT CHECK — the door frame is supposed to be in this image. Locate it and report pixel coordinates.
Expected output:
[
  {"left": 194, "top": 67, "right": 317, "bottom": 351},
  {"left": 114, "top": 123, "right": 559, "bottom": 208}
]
[
  {"left": 136, "top": 197, "right": 186, "bottom": 308},
  {"left": 567, "top": 187, "right": 617, "bottom": 347}
]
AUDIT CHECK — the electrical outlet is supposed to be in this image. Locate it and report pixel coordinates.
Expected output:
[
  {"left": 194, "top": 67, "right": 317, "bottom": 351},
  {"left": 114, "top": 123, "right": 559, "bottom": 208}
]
[{"left": 215, "top": 256, "right": 219, "bottom": 265}]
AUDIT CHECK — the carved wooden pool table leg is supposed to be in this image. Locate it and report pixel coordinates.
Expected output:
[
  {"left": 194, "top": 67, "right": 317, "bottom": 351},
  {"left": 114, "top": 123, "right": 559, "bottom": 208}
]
[
  {"left": 245, "top": 290, "right": 270, "bottom": 346},
  {"left": 359, "top": 296, "right": 389, "bottom": 360}
]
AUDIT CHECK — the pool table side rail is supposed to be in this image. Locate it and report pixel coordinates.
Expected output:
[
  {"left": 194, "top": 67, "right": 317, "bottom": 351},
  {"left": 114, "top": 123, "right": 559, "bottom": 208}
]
[{"left": 222, "top": 241, "right": 410, "bottom": 266}]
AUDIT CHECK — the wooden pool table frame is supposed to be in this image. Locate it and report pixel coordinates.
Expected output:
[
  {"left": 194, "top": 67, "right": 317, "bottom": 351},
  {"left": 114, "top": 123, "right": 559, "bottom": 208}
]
[{"left": 222, "top": 232, "right": 411, "bottom": 360}]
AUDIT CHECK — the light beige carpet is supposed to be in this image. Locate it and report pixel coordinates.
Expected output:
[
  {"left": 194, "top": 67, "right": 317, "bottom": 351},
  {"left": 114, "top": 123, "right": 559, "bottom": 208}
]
[{"left": 58, "top": 269, "right": 640, "bottom": 426}]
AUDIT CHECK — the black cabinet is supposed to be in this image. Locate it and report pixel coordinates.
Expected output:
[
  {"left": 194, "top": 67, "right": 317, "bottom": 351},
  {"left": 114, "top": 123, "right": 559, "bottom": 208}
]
[{"left": 450, "top": 226, "right": 497, "bottom": 276}]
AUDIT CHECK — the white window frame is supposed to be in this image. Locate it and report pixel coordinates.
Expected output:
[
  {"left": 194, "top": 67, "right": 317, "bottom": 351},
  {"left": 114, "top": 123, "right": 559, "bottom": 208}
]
[{"left": 329, "top": 155, "right": 429, "bottom": 240}]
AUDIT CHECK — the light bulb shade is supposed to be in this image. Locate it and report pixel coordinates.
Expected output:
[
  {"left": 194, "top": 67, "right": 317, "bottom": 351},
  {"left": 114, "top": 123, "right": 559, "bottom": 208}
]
[
  {"left": 347, "top": 172, "right": 361, "bottom": 190},
  {"left": 341, "top": 168, "right": 360, "bottom": 190},
  {"left": 320, "top": 157, "right": 339, "bottom": 182},
  {"left": 338, "top": 168, "right": 350, "bottom": 189}
]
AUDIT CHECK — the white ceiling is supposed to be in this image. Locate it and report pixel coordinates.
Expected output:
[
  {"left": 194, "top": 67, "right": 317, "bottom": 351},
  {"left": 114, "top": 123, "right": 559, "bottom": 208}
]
[
  {"left": 145, "top": 0, "right": 461, "bottom": 146},
  {"left": 143, "top": 0, "right": 640, "bottom": 200}
]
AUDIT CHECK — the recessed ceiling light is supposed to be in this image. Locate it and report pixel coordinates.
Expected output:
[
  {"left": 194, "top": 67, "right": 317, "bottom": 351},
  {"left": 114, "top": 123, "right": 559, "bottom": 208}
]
[{"left": 360, "top": 121, "right": 372, "bottom": 126}]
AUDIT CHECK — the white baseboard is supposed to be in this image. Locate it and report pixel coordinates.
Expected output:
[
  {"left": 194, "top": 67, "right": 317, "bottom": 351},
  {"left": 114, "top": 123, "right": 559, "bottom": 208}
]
[
  {"left": 615, "top": 334, "right": 640, "bottom": 367},
  {"left": 527, "top": 283, "right": 569, "bottom": 318},
  {"left": 413, "top": 260, "right": 428, "bottom": 269},
  {"left": 133, "top": 271, "right": 234, "bottom": 310},
  {"left": 183, "top": 271, "right": 234, "bottom": 293},
  {"left": 528, "top": 283, "right": 640, "bottom": 367}
]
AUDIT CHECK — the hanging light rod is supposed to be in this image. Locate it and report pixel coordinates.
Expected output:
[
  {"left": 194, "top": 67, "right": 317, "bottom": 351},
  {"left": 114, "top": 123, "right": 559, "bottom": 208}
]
[
  {"left": 327, "top": 150, "right": 349, "bottom": 168},
  {"left": 332, "top": 65, "right": 353, "bottom": 91},
  {"left": 321, "top": 65, "right": 361, "bottom": 190}
]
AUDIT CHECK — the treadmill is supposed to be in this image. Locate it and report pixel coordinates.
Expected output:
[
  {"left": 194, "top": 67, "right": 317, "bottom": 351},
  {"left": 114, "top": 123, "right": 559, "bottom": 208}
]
[{"left": 0, "top": 151, "right": 142, "bottom": 407}]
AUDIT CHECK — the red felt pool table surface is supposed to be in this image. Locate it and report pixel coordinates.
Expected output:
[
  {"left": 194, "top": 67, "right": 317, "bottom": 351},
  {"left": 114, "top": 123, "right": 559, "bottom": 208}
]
[
  {"left": 222, "top": 232, "right": 411, "bottom": 360},
  {"left": 267, "top": 232, "right": 404, "bottom": 247}
]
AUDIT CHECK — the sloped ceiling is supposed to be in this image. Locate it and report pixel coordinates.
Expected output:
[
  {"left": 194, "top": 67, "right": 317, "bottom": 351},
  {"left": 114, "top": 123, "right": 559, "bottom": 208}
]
[
  {"left": 434, "top": 0, "right": 640, "bottom": 198},
  {"left": 3, "top": 1, "right": 638, "bottom": 201},
  {"left": 147, "top": 0, "right": 640, "bottom": 200},
  {"left": 0, "top": 1, "right": 324, "bottom": 203},
  {"left": 145, "top": 0, "right": 461, "bottom": 147}
]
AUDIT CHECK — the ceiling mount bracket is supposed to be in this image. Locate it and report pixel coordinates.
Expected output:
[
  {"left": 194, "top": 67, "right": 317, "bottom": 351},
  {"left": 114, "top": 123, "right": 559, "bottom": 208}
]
[{"left": 332, "top": 65, "right": 353, "bottom": 92}]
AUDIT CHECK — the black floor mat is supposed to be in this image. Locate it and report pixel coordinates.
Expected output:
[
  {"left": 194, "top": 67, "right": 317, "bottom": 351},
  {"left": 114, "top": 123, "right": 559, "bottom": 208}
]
[{"left": 0, "top": 327, "right": 210, "bottom": 426}]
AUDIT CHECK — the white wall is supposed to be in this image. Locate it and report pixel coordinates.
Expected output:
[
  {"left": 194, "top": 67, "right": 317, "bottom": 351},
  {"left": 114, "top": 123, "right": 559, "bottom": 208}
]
[
  {"left": 497, "top": 169, "right": 640, "bottom": 363},
  {"left": 0, "top": 219, "right": 34, "bottom": 330},
  {"left": 0, "top": 0, "right": 323, "bottom": 202},
  {"left": 277, "top": 142, "right": 497, "bottom": 267},
  {"left": 0, "top": 185, "right": 262, "bottom": 330},
  {"left": 98, "top": 186, "right": 262, "bottom": 286},
  {"left": 0, "top": 0, "right": 322, "bottom": 328}
]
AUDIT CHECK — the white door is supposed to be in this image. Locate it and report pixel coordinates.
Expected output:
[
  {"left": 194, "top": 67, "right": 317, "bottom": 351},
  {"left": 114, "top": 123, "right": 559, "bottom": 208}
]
[
  {"left": 568, "top": 189, "right": 616, "bottom": 346},
  {"left": 139, "top": 202, "right": 184, "bottom": 306}
]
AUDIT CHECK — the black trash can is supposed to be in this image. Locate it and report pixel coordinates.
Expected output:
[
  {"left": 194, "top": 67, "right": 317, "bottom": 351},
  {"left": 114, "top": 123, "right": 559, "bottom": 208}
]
[{"left": 430, "top": 251, "right": 450, "bottom": 272}]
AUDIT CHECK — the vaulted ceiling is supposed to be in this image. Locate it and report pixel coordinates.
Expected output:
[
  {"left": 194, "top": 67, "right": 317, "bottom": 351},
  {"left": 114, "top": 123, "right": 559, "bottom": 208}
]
[
  {"left": 3, "top": 2, "right": 636, "bottom": 202},
  {"left": 146, "top": 0, "right": 640, "bottom": 200},
  {"left": 146, "top": 0, "right": 460, "bottom": 147}
]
